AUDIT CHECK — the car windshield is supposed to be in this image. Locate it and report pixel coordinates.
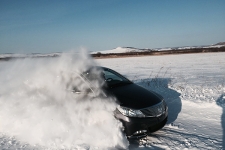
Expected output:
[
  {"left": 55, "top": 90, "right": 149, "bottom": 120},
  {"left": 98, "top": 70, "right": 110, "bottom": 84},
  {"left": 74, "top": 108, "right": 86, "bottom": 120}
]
[{"left": 82, "top": 67, "right": 132, "bottom": 88}]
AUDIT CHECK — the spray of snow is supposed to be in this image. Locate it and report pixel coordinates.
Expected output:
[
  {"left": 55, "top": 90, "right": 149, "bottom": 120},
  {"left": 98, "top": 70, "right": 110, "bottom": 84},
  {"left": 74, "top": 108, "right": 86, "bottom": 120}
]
[{"left": 0, "top": 50, "right": 128, "bottom": 149}]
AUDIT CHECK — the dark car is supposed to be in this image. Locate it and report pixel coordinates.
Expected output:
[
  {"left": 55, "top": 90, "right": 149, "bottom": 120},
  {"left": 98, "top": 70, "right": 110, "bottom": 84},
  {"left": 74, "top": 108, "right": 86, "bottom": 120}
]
[{"left": 79, "top": 67, "right": 168, "bottom": 139}]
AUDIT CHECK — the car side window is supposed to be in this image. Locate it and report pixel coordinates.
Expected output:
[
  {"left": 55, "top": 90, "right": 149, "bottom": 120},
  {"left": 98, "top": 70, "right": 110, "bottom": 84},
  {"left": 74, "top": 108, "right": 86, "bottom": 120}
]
[{"left": 103, "top": 70, "right": 123, "bottom": 81}]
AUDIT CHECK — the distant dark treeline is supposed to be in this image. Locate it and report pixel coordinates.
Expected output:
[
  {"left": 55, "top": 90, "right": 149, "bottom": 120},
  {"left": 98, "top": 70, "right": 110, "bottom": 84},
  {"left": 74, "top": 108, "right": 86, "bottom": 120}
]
[
  {"left": 0, "top": 55, "right": 59, "bottom": 61},
  {"left": 92, "top": 47, "right": 225, "bottom": 58},
  {"left": 1, "top": 47, "right": 225, "bottom": 61}
]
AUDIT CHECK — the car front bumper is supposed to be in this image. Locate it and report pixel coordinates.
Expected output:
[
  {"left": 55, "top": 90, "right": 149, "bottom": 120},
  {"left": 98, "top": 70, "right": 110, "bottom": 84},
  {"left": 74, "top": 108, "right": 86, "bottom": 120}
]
[{"left": 115, "top": 107, "right": 168, "bottom": 138}]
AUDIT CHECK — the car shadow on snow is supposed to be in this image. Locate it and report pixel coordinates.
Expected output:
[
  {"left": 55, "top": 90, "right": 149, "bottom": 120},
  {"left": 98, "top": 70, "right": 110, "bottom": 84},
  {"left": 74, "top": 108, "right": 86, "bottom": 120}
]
[
  {"left": 216, "top": 94, "right": 225, "bottom": 149},
  {"left": 128, "top": 78, "right": 182, "bottom": 149},
  {"left": 134, "top": 78, "right": 182, "bottom": 124}
]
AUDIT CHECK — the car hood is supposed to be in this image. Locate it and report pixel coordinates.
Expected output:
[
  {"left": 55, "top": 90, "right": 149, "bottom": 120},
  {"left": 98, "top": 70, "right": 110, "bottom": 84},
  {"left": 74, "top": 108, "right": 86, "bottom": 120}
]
[{"left": 107, "top": 83, "right": 162, "bottom": 109}]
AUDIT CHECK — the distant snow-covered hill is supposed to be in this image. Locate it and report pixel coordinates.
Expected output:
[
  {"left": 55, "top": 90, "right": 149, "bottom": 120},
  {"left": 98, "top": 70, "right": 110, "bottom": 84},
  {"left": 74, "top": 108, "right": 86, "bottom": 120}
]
[
  {"left": 91, "top": 47, "right": 151, "bottom": 54},
  {"left": 1, "top": 42, "right": 224, "bottom": 59},
  {"left": 92, "top": 42, "right": 225, "bottom": 54}
]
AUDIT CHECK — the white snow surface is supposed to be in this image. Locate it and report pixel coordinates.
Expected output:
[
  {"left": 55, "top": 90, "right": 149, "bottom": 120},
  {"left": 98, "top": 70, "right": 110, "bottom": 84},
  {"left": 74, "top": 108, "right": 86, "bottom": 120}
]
[
  {"left": 0, "top": 52, "right": 225, "bottom": 149},
  {"left": 96, "top": 52, "right": 225, "bottom": 149}
]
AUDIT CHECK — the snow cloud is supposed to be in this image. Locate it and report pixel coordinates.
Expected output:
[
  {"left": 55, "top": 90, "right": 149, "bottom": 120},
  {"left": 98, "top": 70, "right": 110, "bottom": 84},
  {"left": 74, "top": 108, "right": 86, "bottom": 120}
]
[{"left": 0, "top": 50, "right": 128, "bottom": 149}]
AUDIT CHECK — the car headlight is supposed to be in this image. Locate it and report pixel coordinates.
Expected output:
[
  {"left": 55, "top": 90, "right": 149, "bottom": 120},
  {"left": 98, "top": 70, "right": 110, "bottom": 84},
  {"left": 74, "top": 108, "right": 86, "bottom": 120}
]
[{"left": 117, "top": 106, "right": 145, "bottom": 118}]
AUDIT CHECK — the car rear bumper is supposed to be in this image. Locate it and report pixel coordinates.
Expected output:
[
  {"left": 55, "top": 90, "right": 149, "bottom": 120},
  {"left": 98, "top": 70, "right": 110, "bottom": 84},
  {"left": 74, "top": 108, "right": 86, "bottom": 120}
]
[{"left": 115, "top": 108, "right": 168, "bottom": 138}]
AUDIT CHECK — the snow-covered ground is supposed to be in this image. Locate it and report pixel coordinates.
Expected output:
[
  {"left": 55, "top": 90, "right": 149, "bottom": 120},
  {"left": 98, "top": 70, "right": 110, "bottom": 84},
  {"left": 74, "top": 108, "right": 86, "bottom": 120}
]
[
  {"left": 0, "top": 52, "right": 225, "bottom": 149},
  {"left": 96, "top": 52, "right": 225, "bottom": 149}
]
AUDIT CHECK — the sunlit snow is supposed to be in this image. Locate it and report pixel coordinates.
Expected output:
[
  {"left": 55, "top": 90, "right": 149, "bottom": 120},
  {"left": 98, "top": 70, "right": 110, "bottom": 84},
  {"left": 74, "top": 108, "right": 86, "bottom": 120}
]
[{"left": 0, "top": 52, "right": 225, "bottom": 149}]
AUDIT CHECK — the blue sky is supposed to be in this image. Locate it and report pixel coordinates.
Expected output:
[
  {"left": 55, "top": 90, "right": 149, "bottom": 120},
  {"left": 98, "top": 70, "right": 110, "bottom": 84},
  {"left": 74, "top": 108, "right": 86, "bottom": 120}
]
[{"left": 0, "top": 0, "right": 225, "bottom": 54}]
